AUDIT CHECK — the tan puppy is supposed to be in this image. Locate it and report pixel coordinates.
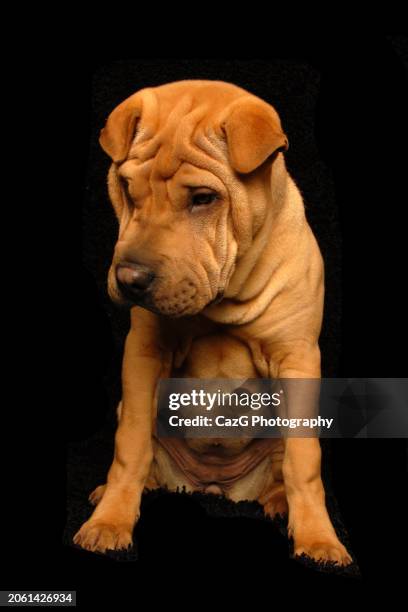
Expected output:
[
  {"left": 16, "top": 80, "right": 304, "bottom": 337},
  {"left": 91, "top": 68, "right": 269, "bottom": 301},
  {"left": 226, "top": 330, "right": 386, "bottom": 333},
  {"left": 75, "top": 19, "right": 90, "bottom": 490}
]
[{"left": 74, "top": 80, "right": 352, "bottom": 565}]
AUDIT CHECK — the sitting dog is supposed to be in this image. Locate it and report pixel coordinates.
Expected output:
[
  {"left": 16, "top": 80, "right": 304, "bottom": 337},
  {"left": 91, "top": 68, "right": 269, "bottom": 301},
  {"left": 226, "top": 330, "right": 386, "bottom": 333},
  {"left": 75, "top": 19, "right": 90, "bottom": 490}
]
[{"left": 74, "top": 80, "right": 352, "bottom": 565}]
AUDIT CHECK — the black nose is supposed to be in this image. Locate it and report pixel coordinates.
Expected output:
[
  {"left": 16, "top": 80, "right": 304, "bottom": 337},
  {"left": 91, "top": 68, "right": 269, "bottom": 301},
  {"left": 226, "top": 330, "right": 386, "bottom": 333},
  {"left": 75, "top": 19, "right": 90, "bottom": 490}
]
[{"left": 116, "top": 263, "right": 155, "bottom": 295}]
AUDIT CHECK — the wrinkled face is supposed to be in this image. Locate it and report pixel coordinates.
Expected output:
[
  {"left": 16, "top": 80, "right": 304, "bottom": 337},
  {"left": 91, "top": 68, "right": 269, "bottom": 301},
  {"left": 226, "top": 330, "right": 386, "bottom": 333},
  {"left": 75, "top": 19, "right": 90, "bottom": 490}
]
[
  {"left": 101, "top": 81, "right": 288, "bottom": 317},
  {"left": 107, "top": 160, "right": 238, "bottom": 317}
]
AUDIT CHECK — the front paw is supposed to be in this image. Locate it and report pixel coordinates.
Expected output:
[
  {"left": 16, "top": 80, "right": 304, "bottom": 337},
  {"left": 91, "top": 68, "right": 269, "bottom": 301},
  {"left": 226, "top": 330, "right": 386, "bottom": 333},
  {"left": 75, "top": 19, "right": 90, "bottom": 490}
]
[
  {"left": 73, "top": 519, "right": 133, "bottom": 553},
  {"left": 292, "top": 533, "right": 352, "bottom": 566}
]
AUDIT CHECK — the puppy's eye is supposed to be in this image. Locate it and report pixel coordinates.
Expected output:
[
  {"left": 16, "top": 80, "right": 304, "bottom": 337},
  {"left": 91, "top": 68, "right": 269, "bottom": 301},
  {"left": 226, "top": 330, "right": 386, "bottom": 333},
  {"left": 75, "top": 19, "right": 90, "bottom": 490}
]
[{"left": 192, "top": 192, "right": 218, "bottom": 207}]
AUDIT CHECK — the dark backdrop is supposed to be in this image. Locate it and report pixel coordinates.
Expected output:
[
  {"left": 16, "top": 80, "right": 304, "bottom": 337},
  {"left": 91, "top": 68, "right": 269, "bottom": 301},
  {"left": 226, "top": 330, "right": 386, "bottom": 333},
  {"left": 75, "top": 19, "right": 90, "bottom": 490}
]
[
  {"left": 78, "top": 46, "right": 407, "bottom": 586},
  {"left": 5, "top": 37, "right": 407, "bottom": 601}
]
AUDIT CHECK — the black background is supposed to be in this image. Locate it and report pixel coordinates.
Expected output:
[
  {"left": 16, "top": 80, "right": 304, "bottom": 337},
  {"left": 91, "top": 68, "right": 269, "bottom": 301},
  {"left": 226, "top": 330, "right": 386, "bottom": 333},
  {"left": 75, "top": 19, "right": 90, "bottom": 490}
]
[{"left": 5, "top": 35, "right": 408, "bottom": 600}]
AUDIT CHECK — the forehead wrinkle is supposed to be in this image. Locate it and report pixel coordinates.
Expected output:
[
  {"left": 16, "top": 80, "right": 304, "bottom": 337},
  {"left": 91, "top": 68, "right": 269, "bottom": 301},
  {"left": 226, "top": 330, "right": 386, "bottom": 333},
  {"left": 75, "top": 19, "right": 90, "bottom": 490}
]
[
  {"left": 148, "top": 154, "right": 180, "bottom": 213},
  {"left": 148, "top": 143, "right": 181, "bottom": 184},
  {"left": 127, "top": 98, "right": 229, "bottom": 206},
  {"left": 129, "top": 134, "right": 161, "bottom": 162},
  {"left": 153, "top": 104, "right": 207, "bottom": 180},
  {"left": 118, "top": 158, "right": 153, "bottom": 180},
  {"left": 194, "top": 126, "right": 229, "bottom": 164},
  {"left": 163, "top": 94, "right": 194, "bottom": 128},
  {"left": 129, "top": 95, "right": 197, "bottom": 172},
  {"left": 172, "top": 111, "right": 231, "bottom": 181},
  {"left": 173, "top": 105, "right": 208, "bottom": 158}
]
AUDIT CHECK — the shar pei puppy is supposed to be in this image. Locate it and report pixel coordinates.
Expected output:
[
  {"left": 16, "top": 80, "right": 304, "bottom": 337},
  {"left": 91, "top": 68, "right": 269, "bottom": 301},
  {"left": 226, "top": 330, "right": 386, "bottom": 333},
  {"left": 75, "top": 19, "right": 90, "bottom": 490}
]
[{"left": 75, "top": 80, "right": 351, "bottom": 565}]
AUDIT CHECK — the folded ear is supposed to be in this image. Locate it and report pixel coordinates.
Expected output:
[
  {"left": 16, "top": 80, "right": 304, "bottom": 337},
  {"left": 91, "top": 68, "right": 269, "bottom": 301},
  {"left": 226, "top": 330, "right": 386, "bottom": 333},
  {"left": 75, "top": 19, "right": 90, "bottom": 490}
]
[
  {"left": 99, "top": 92, "right": 143, "bottom": 163},
  {"left": 222, "top": 98, "right": 288, "bottom": 173}
]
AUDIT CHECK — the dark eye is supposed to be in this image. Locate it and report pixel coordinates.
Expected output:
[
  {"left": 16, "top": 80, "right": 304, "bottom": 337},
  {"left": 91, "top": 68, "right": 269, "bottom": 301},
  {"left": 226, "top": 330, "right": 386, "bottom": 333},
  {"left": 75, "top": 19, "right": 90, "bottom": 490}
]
[{"left": 192, "top": 192, "right": 218, "bottom": 207}]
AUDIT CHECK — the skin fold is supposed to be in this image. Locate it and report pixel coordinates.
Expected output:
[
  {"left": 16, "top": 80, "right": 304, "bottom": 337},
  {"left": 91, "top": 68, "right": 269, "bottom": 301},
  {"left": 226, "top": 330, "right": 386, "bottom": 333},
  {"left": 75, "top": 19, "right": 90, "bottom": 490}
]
[{"left": 74, "top": 80, "right": 352, "bottom": 565}]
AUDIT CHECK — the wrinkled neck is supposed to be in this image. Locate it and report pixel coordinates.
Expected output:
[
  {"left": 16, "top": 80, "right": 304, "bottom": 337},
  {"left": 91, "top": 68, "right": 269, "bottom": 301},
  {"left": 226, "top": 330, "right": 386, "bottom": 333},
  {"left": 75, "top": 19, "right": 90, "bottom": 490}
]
[{"left": 203, "top": 163, "right": 306, "bottom": 325}]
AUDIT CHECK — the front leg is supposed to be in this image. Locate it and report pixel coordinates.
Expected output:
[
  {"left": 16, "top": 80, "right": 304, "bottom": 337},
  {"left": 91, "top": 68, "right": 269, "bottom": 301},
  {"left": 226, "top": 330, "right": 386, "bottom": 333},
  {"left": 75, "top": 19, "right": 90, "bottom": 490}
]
[
  {"left": 74, "top": 307, "right": 169, "bottom": 553},
  {"left": 271, "top": 341, "right": 352, "bottom": 565}
]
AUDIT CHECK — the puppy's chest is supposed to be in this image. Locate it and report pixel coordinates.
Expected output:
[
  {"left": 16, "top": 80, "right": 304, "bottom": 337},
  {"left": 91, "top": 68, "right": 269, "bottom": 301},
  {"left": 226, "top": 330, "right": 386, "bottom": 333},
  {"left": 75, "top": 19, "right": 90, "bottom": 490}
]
[{"left": 171, "top": 329, "right": 264, "bottom": 379}]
